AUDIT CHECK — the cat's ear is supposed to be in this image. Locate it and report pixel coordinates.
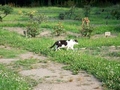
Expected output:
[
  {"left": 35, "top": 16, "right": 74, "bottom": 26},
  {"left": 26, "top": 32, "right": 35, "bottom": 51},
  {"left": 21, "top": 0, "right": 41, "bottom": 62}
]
[{"left": 75, "top": 40, "right": 78, "bottom": 42}]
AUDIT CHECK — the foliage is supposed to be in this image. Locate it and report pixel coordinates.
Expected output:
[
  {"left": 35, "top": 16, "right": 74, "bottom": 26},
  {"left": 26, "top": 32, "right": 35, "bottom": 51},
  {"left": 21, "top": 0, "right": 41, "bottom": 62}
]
[
  {"left": 52, "top": 22, "right": 66, "bottom": 36},
  {"left": 80, "top": 25, "right": 93, "bottom": 38},
  {"left": 83, "top": 5, "right": 91, "bottom": 17},
  {"left": 26, "top": 21, "right": 40, "bottom": 37},
  {"left": 111, "top": 9, "right": 120, "bottom": 20},
  {"left": 25, "top": 12, "right": 47, "bottom": 37},
  {"left": 0, "top": 5, "right": 13, "bottom": 21}
]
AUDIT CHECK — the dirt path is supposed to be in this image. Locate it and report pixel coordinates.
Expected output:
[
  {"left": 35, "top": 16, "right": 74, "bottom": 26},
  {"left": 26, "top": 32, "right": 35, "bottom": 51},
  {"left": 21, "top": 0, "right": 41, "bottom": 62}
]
[{"left": 0, "top": 45, "right": 103, "bottom": 90}]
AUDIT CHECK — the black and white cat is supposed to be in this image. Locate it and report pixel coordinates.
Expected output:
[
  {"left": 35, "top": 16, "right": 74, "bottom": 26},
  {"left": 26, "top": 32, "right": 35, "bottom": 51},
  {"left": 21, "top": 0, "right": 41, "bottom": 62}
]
[{"left": 50, "top": 39, "right": 78, "bottom": 51}]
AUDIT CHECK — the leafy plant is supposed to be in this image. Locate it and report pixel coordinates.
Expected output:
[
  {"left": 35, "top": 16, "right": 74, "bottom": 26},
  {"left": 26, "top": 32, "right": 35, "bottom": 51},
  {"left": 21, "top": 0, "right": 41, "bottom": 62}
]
[
  {"left": 26, "top": 21, "right": 40, "bottom": 37},
  {"left": 0, "top": 5, "right": 13, "bottom": 22},
  {"left": 80, "top": 26, "right": 93, "bottom": 38},
  {"left": 52, "top": 22, "right": 66, "bottom": 36},
  {"left": 25, "top": 13, "right": 47, "bottom": 37}
]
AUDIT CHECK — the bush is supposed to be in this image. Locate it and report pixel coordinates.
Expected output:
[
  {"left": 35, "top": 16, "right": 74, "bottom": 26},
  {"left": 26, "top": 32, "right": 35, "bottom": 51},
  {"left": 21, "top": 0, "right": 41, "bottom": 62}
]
[
  {"left": 26, "top": 22, "right": 40, "bottom": 37},
  {"left": 52, "top": 22, "right": 66, "bottom": 36},
  {"left": 0, "top": 5, "right": 13, "bottom": 21},
  {"left": 80, "top": 26, "right": 93, "bottom": 38},
  {"left": 24, "top": 13, "right": 47, "bottom": 37}
]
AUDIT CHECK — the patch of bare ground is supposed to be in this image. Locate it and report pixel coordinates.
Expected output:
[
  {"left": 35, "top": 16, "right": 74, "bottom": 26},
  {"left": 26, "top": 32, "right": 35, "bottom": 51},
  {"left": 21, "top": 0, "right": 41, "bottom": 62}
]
[{"left": 0, "top": 45, "right": 103, "bottom": 90}]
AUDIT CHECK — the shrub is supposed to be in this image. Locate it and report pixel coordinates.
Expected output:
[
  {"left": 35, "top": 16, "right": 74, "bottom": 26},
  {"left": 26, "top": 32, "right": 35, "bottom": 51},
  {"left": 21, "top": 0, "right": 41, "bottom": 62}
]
[
  {"left": 80, "top": 26, "right": 93, "bottom": 38},
  {"left": 52, "top": 22, "right": 66, "bottom": 36},
  {"left": 26, "top": 21, "right": 40, "bottom": 37},
  {"left": 111, "top": 9, "right": 120, "bottom": 20},
  {"left": 0, "top": 5, "right": 13, "bottom": 22},
  {"left": 24, "top": 13, "right": 47, "bottom": 37}
]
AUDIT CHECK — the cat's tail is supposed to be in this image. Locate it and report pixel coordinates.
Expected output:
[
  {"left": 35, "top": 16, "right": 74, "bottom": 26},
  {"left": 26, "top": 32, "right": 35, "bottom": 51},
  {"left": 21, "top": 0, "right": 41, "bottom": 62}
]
[{"left": 49, "top": 43, "right": 55, "bottom": 49}]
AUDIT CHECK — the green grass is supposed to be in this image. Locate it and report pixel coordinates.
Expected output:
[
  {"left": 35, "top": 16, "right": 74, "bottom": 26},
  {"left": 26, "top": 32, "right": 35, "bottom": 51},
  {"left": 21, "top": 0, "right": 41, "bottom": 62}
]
[{"left": 0, "top": 64, "right": 32, "bottom": 90}]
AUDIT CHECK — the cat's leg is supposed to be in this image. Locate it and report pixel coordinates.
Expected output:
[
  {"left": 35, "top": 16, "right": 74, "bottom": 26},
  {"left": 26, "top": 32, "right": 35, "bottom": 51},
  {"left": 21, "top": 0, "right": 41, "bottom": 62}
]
[
  {"left": 55, "top": 45, "right": 58, "bottom": 51},
  {"left": 67, "top": 46, "right": 70, "bottom": 50},
  {"left": 70, "top": 46, "right": 74, "bottom": 50},
  {"left": 56, "top": 46, "right": 61, "bottom": 51}
]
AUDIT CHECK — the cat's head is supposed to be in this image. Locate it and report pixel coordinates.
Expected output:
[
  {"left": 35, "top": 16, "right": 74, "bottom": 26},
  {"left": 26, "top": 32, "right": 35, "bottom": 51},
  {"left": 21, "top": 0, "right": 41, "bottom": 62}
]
[
  {"left": 74, "top": 39, "right": 78, "bottom": 44},
  {"left": 70, "top": 39, "right": 78, "bottom": 44}
]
